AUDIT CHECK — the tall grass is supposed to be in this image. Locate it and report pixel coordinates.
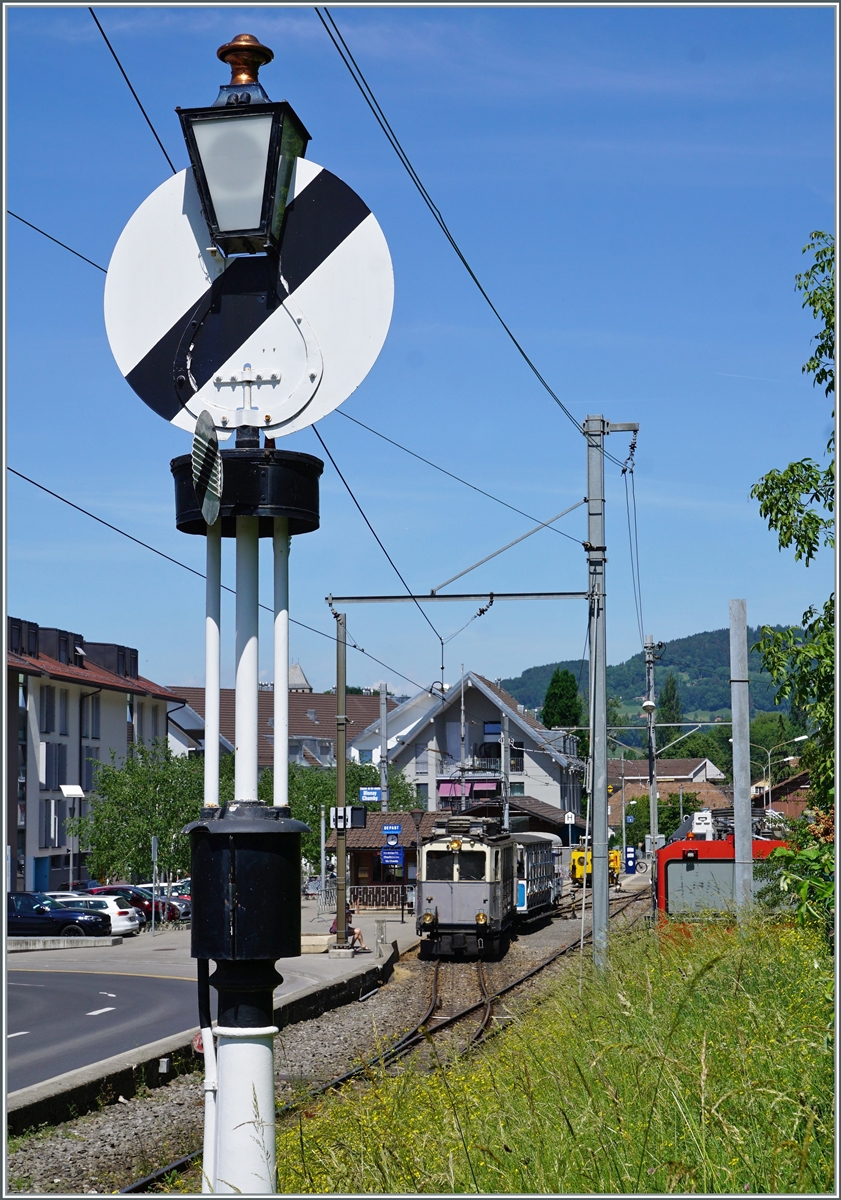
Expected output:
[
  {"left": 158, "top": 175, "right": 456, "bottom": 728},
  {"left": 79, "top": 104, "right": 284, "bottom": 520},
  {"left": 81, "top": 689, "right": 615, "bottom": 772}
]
[{"left": 275, "top": 918, "right": 834, "bottom": 1194}]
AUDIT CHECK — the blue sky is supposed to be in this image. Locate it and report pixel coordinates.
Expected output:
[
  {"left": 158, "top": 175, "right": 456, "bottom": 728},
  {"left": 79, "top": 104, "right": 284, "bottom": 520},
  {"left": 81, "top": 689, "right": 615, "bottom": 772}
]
[{"left": 5, "top": 3, "right": 836, "bottom": 696}]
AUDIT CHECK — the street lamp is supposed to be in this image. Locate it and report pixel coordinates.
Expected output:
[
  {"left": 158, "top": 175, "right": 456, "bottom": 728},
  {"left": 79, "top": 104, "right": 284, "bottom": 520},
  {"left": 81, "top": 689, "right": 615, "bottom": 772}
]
[
  {"left": 729, "top": 734, "right": 808, "bottom": 809},
  {"left": 178, "top": 34, "right": 310, "bottom": 256}
]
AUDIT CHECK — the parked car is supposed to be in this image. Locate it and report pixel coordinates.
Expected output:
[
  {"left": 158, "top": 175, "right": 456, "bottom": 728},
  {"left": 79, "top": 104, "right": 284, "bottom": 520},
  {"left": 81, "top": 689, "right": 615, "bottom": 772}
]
[
  {"left": 135, "top": 886, "right": 191, "bottom": 920},
  {"left": 47, "top": 892, "right": 141, "bottom": 937},
  {"left": 90, "top": 884, "right": 188, "bottom": 922},
  {"left": 7, "top": 892, "right": 111, "bottom": 938}
]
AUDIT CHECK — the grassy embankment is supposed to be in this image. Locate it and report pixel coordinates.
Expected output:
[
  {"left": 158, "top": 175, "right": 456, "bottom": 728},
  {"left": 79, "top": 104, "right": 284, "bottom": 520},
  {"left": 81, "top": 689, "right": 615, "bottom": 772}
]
[{"left": 274, "top": 918, "right": 834, "bottom": 1194}]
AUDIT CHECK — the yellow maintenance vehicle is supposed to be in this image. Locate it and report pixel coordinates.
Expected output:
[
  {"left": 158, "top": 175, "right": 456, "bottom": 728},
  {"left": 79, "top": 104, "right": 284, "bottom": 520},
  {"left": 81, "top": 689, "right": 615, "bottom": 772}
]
[{"left": 570, "top": 847, "right": 623, "bottom": 887}]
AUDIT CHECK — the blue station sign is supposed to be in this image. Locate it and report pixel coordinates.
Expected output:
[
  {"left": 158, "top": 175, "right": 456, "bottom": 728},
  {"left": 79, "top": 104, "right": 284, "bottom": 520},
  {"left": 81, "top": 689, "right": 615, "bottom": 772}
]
[
  {"left": 359, "top": 787, "right": 382, "bottom": 804},
  {"left": 381, "top": 846, "right": 404, "bottom": 866},
  {"left": 382, "top": 824, "right": 402, "bottom": 834}
]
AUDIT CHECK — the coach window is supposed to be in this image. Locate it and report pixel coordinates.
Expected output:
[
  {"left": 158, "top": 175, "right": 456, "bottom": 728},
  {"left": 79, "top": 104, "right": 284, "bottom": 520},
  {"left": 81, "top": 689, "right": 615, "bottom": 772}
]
[
  {"left": 458, "top": 851, "right": 486, "bottom": 881},
  {"left": 426, "top": 850, "right": 455, "bottom": 881}
]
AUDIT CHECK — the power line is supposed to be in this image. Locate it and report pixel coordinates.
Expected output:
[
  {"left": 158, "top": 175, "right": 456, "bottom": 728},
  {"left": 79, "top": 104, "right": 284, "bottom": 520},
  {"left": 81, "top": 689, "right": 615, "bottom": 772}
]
[
  {"left": 338, "top": 411, "right": 585, "bottom": 546},
  {"left": 311, "top": 426, "right": 443, "bottom": 645},
  {"left": 88, "top": 7, "right": 177, "bottom": 175},
  {"left": 315, "top": 6, "right": 584, "bottom": 438},
  {"left": 6, "top": 466, "right": 427, "bottom": 694},
  {"left": 7, "top": 212, "right": 107, "bottom": 272}
]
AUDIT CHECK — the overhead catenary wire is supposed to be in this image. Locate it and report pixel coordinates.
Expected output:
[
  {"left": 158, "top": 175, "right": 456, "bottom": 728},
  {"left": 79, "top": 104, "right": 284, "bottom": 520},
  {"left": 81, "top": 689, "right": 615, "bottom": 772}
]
[
  {"left": 316, "top": 7, "right": 584, "bottom": 439},
  {"left": 312, "top": 425, "right": 444, "bottom": 652},
  {"left": 7, "top": 212, "right": 107, "bottom": 272},
  {"left": 88, "top": 7, "right": 177, "bottom": 174},
  {"left": 339, "top": 412, "right": 585, "bottom": 545},
  {"left": 6, "top": 467, "right": 428, "bottom": 694}
]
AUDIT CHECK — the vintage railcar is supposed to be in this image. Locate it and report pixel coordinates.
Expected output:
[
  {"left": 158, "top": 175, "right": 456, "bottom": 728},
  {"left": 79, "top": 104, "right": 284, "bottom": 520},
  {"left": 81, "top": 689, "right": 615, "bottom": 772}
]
[
  {"left": 515, "top": 832, "right": 564, "bottom": 918},
  {"left": 416, "top": 815, "right": 515, "bottom": 958}
]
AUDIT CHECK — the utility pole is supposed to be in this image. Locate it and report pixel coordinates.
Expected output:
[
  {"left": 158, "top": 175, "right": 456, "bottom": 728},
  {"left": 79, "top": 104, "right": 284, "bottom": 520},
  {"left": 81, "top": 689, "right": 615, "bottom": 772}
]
[
  {"left": 320, "top": 805, "right": 326, "bottom": 897},
  {"left": 502, "top": 711, "right": 510, "bottom": 832},
  {"left": 336, "top": 612, "right": 348, "bottom": 946},
  {"left": 642, "top": 634, "right": 661, "bottom": 911},
  {"left": 729, "top": 599, "right": 753, "bottom": 917},
  {"left": 620, "top": 752, "right": 626, "bottom": 866},
  {"left": 379, "top": 683, "right": 389, "bottom": 812},
  {"left": 460, "top": 666, "right": 466, "bottom": 813},
  {"left": 586, "top": 416, "right": 637, "bottom": 966}
]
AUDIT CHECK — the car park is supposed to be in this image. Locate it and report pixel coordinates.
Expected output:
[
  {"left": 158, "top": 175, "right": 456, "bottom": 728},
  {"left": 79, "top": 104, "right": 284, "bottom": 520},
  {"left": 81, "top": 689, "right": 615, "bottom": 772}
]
[
  {"left": 47, "top": 892, "right": 141, "bottom": 937},
  {"left": 7, "top": 892, "right": 111, "bottom": 938},
  {"left": 90, "top": 884, "right": 188, "bottom": 923}
]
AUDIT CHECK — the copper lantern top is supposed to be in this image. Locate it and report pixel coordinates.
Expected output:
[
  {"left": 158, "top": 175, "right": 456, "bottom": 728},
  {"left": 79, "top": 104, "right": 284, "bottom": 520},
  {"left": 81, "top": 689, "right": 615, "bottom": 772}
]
[{"left": 217, "top": 34, "right": 274, "bottom": 86}]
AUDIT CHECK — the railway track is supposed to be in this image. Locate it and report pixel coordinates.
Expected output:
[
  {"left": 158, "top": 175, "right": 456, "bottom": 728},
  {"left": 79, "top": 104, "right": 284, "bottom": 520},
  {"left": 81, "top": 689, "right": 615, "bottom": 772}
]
[{"left": 120, "top": 889, "right": 647, "bottom": 1193}]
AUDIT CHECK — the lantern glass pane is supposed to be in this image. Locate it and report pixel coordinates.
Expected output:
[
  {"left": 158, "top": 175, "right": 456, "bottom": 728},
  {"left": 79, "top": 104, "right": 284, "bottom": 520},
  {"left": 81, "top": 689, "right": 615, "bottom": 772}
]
[{"left": 193, "top": 114, "right": 273, "bottom": 232}]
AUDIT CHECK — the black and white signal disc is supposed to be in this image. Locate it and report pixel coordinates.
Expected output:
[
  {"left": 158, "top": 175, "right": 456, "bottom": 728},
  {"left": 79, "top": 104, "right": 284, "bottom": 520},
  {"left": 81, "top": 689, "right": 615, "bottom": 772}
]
[{"left": 104, "top": 158, "right": 393, "bottom": 440}]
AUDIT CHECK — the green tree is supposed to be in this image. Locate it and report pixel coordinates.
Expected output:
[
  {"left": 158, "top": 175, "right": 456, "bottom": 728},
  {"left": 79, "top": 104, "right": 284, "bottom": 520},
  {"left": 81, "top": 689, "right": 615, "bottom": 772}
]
[
  {"left": 67, "top": 742, "right": 214, "bottom": 883},
  {"left": 260, "top": 761, "right": 415, "bottom": 868},
  {"left": 750, "top": 231, "right": 834, "bottom": 807},
  {"left": 620, "top": 790, "right": 701, "bottom": 845},
  {"left": 656, "top": 673, "right": 683, "bottom": 751},
  {"left": 541, "top": 668, "right": 583, "bottom": 728}
]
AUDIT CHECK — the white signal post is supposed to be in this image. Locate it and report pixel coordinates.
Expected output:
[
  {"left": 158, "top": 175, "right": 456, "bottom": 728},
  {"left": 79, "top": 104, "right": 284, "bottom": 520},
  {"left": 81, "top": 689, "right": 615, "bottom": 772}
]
[{"left": 274, "top": 518, "right": 290, "bottom": 807}]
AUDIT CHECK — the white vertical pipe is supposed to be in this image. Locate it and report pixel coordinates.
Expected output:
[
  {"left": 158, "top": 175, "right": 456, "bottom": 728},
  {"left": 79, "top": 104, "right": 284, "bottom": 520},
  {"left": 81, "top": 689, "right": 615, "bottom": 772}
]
[
  {"left": 730, "top": 599, "right": 753, "bottom": 917},
  {"left": 205, "top": 522, "right": 222, "bottom": 808},
  {"left": 273, "top": 518, "right": 289, "bottom": 807},
  {"left": 235, "top": 517, "right": 259, "bottom": 802},
  {"left": 200, "top": 1028, "right": 217, "bottom": 1193},
  {"left": 213, "top": 1028, "right": 277, "bottom": 1193}
]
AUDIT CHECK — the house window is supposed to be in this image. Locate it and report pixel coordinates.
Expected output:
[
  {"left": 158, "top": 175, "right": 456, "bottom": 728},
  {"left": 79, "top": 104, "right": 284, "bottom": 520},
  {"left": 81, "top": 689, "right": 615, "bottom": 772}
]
[
  {"left": 359, "top": 749, "right": 373, "bottom": 764},
  {"left": 151, "top": 705, "right": 159, "bottom": 740},
  {"left": 414, "top": 742, "right": 428, "bottom": 774},
  {"left": 39, "top": 685, "right": 55, "bottom": 734},
  {"left": 137, "top": 702, "right": 145, "bottom": 743},
  {"left": 81, "top": 693, "right": 101, "bottom": 739},
  {"left": 59, "top": 689, "right": 69, "bottom": 736},
  {"left": 510, "top": 782, "right": 525, "bottom": 797},
  {"left": 40, "top": 743, "right": 67, "bottom": 791},
  {"left": 27, "top": 625, "right": 38, "bottom": 656},
  {"left": 484, "top": 722, "right": 501, "bottom": 739},
  {"left": 82, "top": 746, "right": 100, "bottom": 793},
  {"left": 117, "top": 648, "right": 126, "bottom": 677},
  {"left": 319, "top": 741, "right": 333, "bottom": 758},
  {"left": 416, "top": 783, "right": 428, "bottom": 802},
  {"left": 59, "top": 634, "right": 69, "bottom": 664}
]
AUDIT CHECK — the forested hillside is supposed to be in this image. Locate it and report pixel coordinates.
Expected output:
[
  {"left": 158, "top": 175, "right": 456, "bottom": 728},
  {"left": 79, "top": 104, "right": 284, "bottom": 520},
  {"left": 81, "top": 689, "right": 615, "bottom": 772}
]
[{"left": 502, "top": 626, "right": 788, "bottom": 718}]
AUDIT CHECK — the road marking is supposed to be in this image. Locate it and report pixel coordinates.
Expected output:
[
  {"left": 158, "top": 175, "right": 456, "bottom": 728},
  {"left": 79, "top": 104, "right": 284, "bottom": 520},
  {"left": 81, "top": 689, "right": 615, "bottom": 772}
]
[
  {"left": 86, "top": 1007, "right": 116, "bottom": 1016},
  {"left": 9, "top": 969, "right": 196, "bottom": 982},
  {"left": 8, "top": 982, "right": 46, "bottom": 987},
  {"left": 8, "top": 1032, "right": 30, "bottom": 1038},
  {"left": 99, "top": 992, "right": 116, "bottom": 997}
]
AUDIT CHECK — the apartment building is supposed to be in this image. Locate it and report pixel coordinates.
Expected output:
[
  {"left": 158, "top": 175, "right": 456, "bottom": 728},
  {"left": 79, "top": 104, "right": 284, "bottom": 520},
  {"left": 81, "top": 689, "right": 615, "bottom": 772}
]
[{"left": 6, "top": 616, "right": 183, "bottom": 892}]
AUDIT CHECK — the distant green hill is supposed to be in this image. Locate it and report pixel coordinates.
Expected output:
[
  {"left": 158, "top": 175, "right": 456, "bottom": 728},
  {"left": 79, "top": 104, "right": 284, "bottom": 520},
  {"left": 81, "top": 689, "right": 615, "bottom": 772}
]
[{"left": 501, "top": 626, "right": 788, "bottom": 719}]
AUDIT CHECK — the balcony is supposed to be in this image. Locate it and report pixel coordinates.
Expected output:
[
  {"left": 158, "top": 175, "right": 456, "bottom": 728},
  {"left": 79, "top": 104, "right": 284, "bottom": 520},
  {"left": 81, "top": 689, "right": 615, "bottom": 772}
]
[{"left": 441, "top": 755, "right": 524, "bottom": 775}]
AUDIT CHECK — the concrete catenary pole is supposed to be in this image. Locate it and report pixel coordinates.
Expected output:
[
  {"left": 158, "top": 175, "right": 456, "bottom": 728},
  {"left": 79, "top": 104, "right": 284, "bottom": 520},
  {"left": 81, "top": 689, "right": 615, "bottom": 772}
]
[
  {"left": 379, "top": 683, "right": 389, "bottom": 812},
  {"left": 204, "top": 521, "right": 221, "bottom": 808},
  {"left": 730, "top": 599, "right": 753, "bottom": 916},
  {"left": 336, "top": 613, "right": 348, "bottom": 944},
  {"left": 585, "top": 415, "right": 609, "bottom": 967},
  {"left": 273, "top": 518, "right": 290, "bottom": 807},
  {"left": 502, "top": 711, "right": 510, "bottom": 832},
  {"left": 235, "top": 516, "right": 259, "bottom": 802},
  {"left": 320, "top": 805, "right": 326, "bottom": 896},
  {"left": 645, "top": 635, "right": 658, "bottom": 884}
]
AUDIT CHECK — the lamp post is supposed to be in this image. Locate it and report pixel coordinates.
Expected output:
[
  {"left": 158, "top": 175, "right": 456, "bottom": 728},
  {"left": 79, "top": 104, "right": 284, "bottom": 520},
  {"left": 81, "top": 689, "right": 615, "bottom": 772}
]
[{"left": 729, "top": 735, "right": 808, "bottom": 810}]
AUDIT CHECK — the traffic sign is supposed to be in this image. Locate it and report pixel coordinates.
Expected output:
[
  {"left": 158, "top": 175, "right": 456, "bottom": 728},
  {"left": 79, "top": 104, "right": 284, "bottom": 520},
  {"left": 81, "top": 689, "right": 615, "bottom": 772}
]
[
  {"left": 381, "top": 846, "right": 404, "bottom": 866},
  {"left": 359, "top": 787, "right": 382, "bottom": 804},
  {"left": 626, "top": 815, "right": 635, "bottom": 824},
  {"left": 382, "top": 824, "right": 402, "bottom": 834},
  {"left": 564, "top": 811, "right": 576, "bottom": 825},
  {"left": 104, "top": 159, "right": 393, "bottom": 441}
]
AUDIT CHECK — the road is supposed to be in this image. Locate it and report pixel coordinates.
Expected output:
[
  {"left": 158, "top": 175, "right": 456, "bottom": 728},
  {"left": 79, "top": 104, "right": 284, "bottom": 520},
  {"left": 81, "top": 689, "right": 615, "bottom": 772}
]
[{"left": 6, "top": 968, "right": 208, "bottom": 1092}]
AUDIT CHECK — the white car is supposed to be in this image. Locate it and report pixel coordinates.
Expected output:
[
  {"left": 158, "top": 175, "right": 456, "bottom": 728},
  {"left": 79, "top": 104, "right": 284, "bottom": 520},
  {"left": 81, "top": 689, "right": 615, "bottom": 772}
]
[{"left": 47, "top": 892, "right": 141, "bottom": 937}]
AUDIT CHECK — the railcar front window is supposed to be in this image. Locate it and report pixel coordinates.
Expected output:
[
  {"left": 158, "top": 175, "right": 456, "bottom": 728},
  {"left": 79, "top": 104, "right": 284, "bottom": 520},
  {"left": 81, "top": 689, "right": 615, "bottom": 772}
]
[
  {"left": 426, "top": 851, "right": 455, "bottom": 880},
  {"left": 458, "top": 851, "right": 486, "bottom": 881}
]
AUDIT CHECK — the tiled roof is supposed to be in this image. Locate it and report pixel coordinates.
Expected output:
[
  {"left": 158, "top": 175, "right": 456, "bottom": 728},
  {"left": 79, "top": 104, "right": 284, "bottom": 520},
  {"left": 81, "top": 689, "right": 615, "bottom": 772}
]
[
  {"left": 7, "top": 649, "right": 181, "bottom": 702},
  {"left": 613, "top": 780, "right": 731, "bottom": 811},
  {"left": 465, "top": 795, "right": 586, "bottom": 830},
  {"left": 326, "top": 810, "right": 439, "bottom": 850},
  {"left": 474, "top": 675, "right": 552, "bottom": 736},
  {"left": 173, "top": 687, "right": 398, "bottom": 768},
  {"left": 608, "top": 758, "right": 723, "bottom": 783}
]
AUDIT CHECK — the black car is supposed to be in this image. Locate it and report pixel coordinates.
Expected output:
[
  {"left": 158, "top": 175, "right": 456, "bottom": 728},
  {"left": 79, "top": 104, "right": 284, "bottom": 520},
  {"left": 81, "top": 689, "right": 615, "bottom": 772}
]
[{"left": 7, "top": 891, "right": 112, "bottom": 938}]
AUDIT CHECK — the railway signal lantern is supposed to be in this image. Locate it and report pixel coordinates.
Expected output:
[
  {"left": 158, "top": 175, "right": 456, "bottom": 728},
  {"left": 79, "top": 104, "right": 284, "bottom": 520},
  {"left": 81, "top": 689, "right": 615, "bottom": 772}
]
[
  {"left": 103, "top": 30, "right": 394, "bottom": 1196},
  {"left": 177, "top": 35, "right": 310, "bottom": 256}
]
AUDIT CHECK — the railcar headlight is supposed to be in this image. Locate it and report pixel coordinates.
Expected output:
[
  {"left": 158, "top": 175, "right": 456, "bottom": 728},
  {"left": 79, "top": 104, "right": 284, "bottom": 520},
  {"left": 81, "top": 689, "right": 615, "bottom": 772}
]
[
  {"left": 422, "top": 911, "right": 435, "bottom": 925},
  {"left": 475, "top": 911, "right": 488, "bottom": 925},
  {"left": 449, "top": 838, "right": 462, "bottom": 851}
]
